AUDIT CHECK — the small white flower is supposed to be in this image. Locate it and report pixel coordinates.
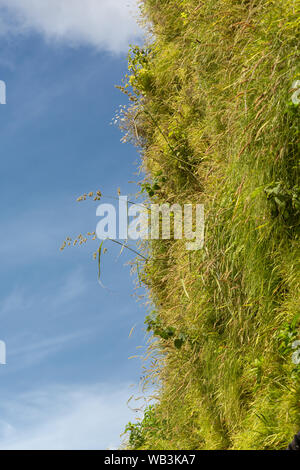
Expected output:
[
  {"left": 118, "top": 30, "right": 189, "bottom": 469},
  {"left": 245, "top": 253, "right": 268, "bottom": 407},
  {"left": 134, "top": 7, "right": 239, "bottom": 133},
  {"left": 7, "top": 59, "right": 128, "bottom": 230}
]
[{"left": 292, "top": 340, "right": 300, "bottom": 350}]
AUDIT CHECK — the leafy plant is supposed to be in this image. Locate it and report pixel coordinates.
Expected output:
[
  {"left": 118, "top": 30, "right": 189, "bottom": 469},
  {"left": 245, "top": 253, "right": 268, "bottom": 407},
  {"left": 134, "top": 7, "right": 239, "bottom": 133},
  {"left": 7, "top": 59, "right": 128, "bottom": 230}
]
[
  {"left": 265, "top": 182, "right": 300, "bottom": 222},
  {"left": 140, "top": 171, "right": 167, "bottom": 198},
  {"left": 145, "top": 311, "right": 188, "bottom": 348},
  {"left": 124, "top": 406, "right": 160, "bottom": 449}
]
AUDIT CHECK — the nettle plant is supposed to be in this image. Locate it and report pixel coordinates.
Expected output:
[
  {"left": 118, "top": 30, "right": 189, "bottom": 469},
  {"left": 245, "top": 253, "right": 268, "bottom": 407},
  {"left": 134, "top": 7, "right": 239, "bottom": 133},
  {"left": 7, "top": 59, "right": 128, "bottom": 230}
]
[
  {"left": 145, "top": 311, "right": 188, "bottom": 350},
  {"left": 126, "top": 45, "right": 154, "bottom": 96},
  {"left": 124, "top": 405, "right": 162, "bottom": 450},
  {"left": 264, "top": 94, "right": 300, "bottom": 229},
  {"left": 265, "top": 182, "right": 300, "bottom": 225},
  {"left": 140, "top": 171, "right": 167, "bottom": 199}
]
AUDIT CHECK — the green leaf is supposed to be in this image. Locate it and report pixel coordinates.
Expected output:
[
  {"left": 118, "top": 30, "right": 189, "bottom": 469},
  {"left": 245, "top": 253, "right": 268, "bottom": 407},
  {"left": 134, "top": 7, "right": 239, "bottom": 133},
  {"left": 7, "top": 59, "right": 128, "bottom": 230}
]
[{"left": 174, "top": 338, "right": 184, "bottom": 349}]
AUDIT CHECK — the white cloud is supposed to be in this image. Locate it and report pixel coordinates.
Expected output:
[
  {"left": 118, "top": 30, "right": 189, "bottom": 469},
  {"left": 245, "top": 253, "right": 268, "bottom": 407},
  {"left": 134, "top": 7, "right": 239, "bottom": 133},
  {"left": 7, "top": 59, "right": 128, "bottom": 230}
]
[
  {"left": 0, "top": 383, "right": 140, "bottom": 449},
  {"left": 0, "top": 0, "right": 142, "bottom": 53}
]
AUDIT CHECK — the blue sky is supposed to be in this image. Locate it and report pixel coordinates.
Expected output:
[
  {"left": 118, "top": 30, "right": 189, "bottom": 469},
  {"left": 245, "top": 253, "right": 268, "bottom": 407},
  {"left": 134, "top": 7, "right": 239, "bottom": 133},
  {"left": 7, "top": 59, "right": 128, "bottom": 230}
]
[{"left": 0, "top": 0, "right": 150, "bottom": 450}]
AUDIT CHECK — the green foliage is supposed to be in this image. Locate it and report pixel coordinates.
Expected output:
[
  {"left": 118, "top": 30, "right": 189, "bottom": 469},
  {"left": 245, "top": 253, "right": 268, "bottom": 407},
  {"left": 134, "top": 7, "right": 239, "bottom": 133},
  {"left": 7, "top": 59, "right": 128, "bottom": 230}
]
[
  {"left": 127, "top": 45, "right": 154, "bottom": 95},
  {"left": 145, "top": 311, "right": 188, "bottom": 348},
  {"left": 124, "top": 406, "right": 161, "bottom": 449},
  {"left": 265, "top": 182, "right": 300, "bottom": 225},
  {"left": 140, "top": 172, "right": 167, "bottom": 198},
  {"left": 122, "top": 0, "right": 300, "bottom": 450}
]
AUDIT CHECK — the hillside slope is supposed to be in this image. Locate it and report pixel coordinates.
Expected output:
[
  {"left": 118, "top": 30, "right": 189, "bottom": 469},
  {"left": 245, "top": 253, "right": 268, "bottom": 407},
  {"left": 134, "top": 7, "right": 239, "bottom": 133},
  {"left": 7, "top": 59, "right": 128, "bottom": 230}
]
[{"left": 122, "top": 0, "right": 300, "bottom": 450}]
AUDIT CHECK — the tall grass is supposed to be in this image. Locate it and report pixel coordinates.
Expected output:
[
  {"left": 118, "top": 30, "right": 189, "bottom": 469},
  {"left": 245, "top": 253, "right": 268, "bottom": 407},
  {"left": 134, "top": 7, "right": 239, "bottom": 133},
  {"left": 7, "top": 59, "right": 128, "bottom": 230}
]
[{"left": 121, "top": 0, "right": 300, "bottom": 450}]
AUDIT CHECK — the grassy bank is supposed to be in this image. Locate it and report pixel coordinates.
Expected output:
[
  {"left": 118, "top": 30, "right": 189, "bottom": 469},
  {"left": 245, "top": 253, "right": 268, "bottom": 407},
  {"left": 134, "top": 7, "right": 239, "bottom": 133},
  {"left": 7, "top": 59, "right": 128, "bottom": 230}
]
[{"left": 121, "top": 0, "right": 300, "bottom": 450}]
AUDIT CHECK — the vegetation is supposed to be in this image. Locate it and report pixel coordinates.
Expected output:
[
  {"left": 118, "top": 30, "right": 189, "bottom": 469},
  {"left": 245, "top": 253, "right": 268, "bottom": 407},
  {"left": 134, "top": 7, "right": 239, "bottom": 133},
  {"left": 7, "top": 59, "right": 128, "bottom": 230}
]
[{"left": 120, "top": 0, "right": 300, "bottom": 450}]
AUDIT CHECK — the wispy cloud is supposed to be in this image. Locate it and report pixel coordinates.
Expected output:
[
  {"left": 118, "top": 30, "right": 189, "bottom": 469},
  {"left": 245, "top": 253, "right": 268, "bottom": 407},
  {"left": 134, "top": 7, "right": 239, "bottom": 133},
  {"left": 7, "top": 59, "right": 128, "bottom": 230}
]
[
  {"left": 0, "top": 202, "right": 92, "bottom": 268},
  {"left": 0, "top": 268, "right": 88, "bottom": 318},
  {"left": 52, "top": 268, "right": 89, "bottom": 309},
  {"left": 0, "top": 382, "right": 139, "bottom": 449},
  {"left": 9, "top": 330, "right": 90, "bottom": 369},
  {"left": 0, "top": 0, "right": 142, "bottom": 53},
  {"left": 0, "top": 268, "right": 91, "bottom": 369},
  {"left": 0, "top": 289, "right": 28, "bottom": 317}
]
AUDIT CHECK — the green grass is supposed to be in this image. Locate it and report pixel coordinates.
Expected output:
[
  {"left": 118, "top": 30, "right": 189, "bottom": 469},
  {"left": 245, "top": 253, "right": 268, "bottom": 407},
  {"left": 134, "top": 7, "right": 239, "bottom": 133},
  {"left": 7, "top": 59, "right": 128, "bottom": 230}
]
[{"left": 120, "top": 0, "right": 300, "bottom": 450}]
